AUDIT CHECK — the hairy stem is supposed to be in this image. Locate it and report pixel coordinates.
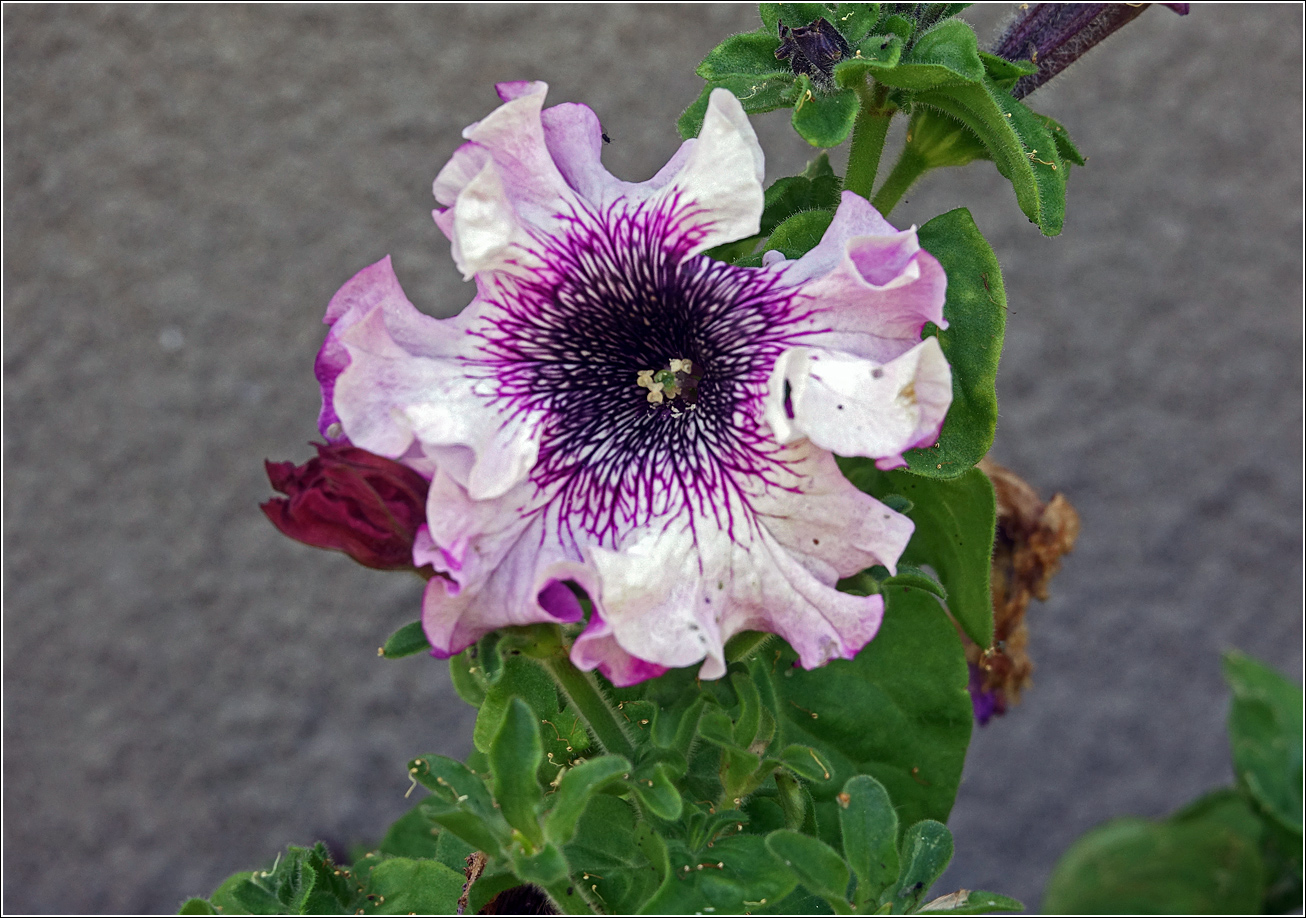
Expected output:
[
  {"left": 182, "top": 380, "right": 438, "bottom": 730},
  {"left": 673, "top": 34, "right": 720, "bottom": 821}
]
[
  {"left": 871, "top": 146, "right": 929, "bottom": 217},
  {"left": 844, "top": 82, "right": 894, "bottom": 200},
  {"left": 542, "top": 655, "right": 636, "bottom": 761}
]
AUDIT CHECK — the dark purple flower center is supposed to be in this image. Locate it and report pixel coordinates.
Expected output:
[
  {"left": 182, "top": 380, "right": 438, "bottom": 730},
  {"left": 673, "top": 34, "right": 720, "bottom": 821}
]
[{"left": 477, "top": 197, "right": 813, "bottom": 545}]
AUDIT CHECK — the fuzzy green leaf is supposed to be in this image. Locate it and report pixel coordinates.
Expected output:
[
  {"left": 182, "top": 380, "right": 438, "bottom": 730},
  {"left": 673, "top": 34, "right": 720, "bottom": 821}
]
[
  {"left": 379, "top": 620, "right": 429, "bottom": 659},
  {"left": 1223, "top": 651, "right": 1304, "bottom": 835},
  {"left": 489, "top": 697, "right": 546, "bottom": 847},
  {"left": 838, "top": 774, "right": 900, "bottom": 908},
  {"left": 767, "top": 829, "right": 851, "bottom": 905},
  {"left": 544, "top": 755, "right": 631, "bottom": 845},
  {"left": 792, "top": 78, "right": 861, "bottom": 148},
  {"left": 564, "top": 795, "right": 668, "bottom": 914},
  {"left": 841, "top": 465, "right": 995, "bottom": 648},
  {"left": 376, "top": 804, "right": 442, "bottom": 860},
  {"left": 643, "top": 834, "right": 798, "bottom": 914},
  {"left": 776, "top": 585, "right": 972, "bottom": 853},
  {"left": 759, "top": 3, "right": 834, "bottom": 35},
  {"left": 698, "top": 30, "right": 782, "bottom": 79},
  {"left": 765, "top": 208, "right": 836, "bottom": 260},
  {"left": 886, "top": 820, "right": 953, "bottom": 911},
  {"left": 178, "top": 898, "right": 218, "bottom": 915},
  {"left": 918, "top": 889, "right": 1024, "bottom": 913},
  {"left": 832, "top": 34, "right": 904, "bottom": 88},
  {"left": 1044, "top": 815, "right": 1267, "bottom": 914},
  {"left": 678, "top": 74, "right": 801, "bottom": 139},
  {"left": 362, "top": 858, "right": 465, "bottom": 915},
  {"left": 833, "top": 3, "right": 880, "bottom": 42},
  {"left": 915, "top": 81, "right": 1065, "bottom": 235},
  {"left": 630, "top": 760, "right": 684, "bottom": 821},
  {"left": 873, "top": 19, "right": 984, "bottom": 91},
  {"left": 907, "top": 208, "right": 1007, "bottom": 476},
  {"left": 410, "top": 754, "right": 511, "bottom": 855}
]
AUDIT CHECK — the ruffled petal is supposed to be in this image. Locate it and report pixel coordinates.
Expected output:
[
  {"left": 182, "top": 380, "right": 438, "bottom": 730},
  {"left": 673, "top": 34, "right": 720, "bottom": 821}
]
[
  {"left": 778, "top": 192, "right": 948, "bottom": 364},
  {"left": 654, "top": 88, "right": 765, "bottom": 256},
  {"left": 323, "top": 268, "right": 543, "bottom": 500},
  {"left": 765, "top": 337, "right": 952, "bottom": 469},
  {"left": 749, "top": 439, "right": 914, "bottom": 579},
  {"left": 572, "top": 490, "right": 891, "bottom": 681},
  {"left": 316, "top": 256, "right": 454, "bottom": 440}
]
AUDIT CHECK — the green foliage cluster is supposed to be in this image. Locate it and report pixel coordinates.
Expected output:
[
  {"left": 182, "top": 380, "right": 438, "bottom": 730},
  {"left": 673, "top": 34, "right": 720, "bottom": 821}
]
[
  {"left": 682, "top": 3, "right": 1083, "bottom": 235},
  {"left": 1044, "top": 652, "right": 1303, "bottom": 915}
]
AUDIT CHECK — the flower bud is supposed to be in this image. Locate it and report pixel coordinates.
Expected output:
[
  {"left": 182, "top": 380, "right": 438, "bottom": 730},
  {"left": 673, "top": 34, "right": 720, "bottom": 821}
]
[
  {"left": 262, "top": 443, "right": 431, "bottom": 572},
  {"left": 993, "top": 3, "right": 1189, "bottom": 100},
  {"left": 775, "top": 16, "right": 852, "bottom": 90}
]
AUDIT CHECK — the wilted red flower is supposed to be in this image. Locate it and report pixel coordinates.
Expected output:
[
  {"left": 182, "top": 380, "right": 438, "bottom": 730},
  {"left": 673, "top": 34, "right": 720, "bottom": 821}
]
[{"left": 262, "top": 442, "right": 431, "bottom": 572}]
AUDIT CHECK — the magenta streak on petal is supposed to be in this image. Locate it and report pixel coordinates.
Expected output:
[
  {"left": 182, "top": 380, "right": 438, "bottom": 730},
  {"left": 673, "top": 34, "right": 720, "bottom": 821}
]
[{"left": 463, "top": 193, "right": 822, "bottom": 553}]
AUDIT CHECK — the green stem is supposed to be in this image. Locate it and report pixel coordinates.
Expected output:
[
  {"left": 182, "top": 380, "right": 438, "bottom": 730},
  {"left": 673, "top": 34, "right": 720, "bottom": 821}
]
[
  {"left": 871, "top": 146, "right": 929, "bottom": 217},
  {"left": 844, "top": 82, "right": 893, "bottom": 200},
  {"left": 543, "top": 655, "right": 636, "bottom": 761}
]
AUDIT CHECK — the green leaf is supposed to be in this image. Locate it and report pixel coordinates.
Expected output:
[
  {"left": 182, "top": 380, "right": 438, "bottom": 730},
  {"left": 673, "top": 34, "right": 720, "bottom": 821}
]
[
  {"left": 489, "top": 697, "right": 546, "bottom": 847},
  {"left": 209, "top": 873, "right": 278, "bottom": 916},
  {"left": 767, "top": 829, "right": 852, "bottom": 906},
  {"left": 833, "top": 3, "right": 880, "bottom": 42},
  {"left": 837, "top": 775, "right": 900, "bottom": 908},
  {"left": 907, "top": 208, "right": 1007, "bottom": 476},
  {"left": 760, "top": 155, "right": 843, "bottom": 235},
  {"left": 362, "top": 858, "right": 465, "bottom": 915},
  {"left": 1043, "top": 815, "right": 1267, "bottom": 915},
  {"left": 775, "top": 585, "right": 972, "bottom": 851},
  {"left": 874, "top": 19, "right": 984, "bottom": 91},
  {"left": 778, "top": 744, "right": 835, "bottom": 783},
  {"left": 698, "top": 30, "right": 782, "bottom": 79},
  {"left": 629, "top": 760, "right": 684, "bottom": 821},
  {"left": 473, "top": 653, "right": 582, "bottom": 772},
  {"left": 379, "top": 620, "right": 429, "bottom": 659},
  {"left": 759, "top": 3, "right": 833, "bottom": 34},
  {"left": 840, "top": 465, "right": 996, "bottom": 648},
  {"left": 915, "top": 81, "right": 1065, "bottom": 235},
  {"left": 1034, "top": 113, "right": 1086, "bottom": 167},
  {"left": 917, "top": 889, "right": 1024, "bottom": 913},
  {"left": 544, "top": 755, "right": 631, "bottom": 845},
  {"left": 887, "top": 820, "right": 953, "bottom": 911},
  {"left": 884, "top": 564, "right": 947, "bottom": 603},
  {"left": 376, "top": 803, "right": 442, "bottom": 860},
  {"left": 1223, "top": 651, "right": 1304, "bottom": 835},
  {"left": 978, "top": 50, "right": 1037, "bottom": 91},
  {"left": 510, "top": 843, "right": 570, "bottom": 887},
  {"left": 564, "top": 795, "right": 667, "bottom": 914},
  {"left": 765, "top": 208, "right": 836, "bottom": 260},
  {"left": 178, "top": 898, "right": 218, "bottom": 915},
  {"left": 832, "top": 34, "right": 904, "bottom": 89},
  {"left": 643, "top": 834, "right": 798, "bottom": 915},
  {"left": 792, "top": 78, "right": 860, "bottom": 148},
  {"left": 410, "top": 754, "right": 511, "bottom": 855},
  {"left": 448, "top": 648, "right": 487, "bottom": 707},
  {"left": 476, "top": 629, "right": 505, "bottom": 684},
  {"left": 678, "top": 74, "right": 801, "bottom": 139}
]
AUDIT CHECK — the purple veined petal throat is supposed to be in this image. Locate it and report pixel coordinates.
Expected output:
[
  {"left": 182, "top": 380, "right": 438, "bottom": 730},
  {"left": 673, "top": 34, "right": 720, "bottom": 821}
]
[{"left": 316, "top": 82, "right": 952, "bottom": 685}]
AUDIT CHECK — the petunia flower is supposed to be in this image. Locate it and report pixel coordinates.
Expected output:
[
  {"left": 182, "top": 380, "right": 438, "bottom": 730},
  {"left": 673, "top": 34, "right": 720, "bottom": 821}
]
[{"left": 315, "top": 82, "right": 951, "bottom": 685}]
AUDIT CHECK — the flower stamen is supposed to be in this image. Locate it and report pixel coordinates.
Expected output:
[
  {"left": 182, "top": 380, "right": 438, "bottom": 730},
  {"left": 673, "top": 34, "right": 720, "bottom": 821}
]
[{"left": 636, "top": 358, "right": 698, "bottom": 406}]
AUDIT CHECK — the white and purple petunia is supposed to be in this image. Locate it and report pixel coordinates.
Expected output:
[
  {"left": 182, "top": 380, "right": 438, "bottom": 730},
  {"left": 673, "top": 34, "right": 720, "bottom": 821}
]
[{"left": 315, "top": 82, "right": 952, "bottom": 686}]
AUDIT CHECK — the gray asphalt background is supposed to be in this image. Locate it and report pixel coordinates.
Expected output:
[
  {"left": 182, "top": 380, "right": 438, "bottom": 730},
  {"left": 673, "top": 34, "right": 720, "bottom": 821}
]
[{"left": 3, "top": 4, "right": 1302, "bottom": 914}]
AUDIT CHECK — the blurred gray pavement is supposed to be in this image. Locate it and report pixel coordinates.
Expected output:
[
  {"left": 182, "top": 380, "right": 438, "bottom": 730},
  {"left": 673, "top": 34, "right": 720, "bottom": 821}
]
[{"left": 3, "top": 4, "right": 1301, "bottom": 914}]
